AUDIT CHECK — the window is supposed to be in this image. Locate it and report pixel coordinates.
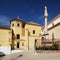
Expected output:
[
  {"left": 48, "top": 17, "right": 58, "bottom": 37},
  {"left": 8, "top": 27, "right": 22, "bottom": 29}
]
[
  {"left": 12, "top": 23, "right": 14, "bottom": 27},
  {"left": 17, "top": 34, "right": 20, "bottom": 39},
  {"left": 17, "top": 43, "right": 19, "bottom": 48},
  {"left": 34, "top": 39, "right": 37, "bottom": 49},
  {"left": 35, "top": 39, "right": 37, "bottom": 43},
  {"left": 33, "top": 30, "right": 35, "bottom": 34},
  {"left": 17, "top": 23, "right": 20, "bottom": 27}
]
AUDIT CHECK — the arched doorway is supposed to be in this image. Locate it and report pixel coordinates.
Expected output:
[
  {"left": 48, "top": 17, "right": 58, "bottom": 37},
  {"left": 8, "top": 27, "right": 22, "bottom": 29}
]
[
  {"left": 34, "top": 39, "right": 37, "bottom": 49},
  {"left": 17, "top": 43, "right": 19, "bottom": 48}
]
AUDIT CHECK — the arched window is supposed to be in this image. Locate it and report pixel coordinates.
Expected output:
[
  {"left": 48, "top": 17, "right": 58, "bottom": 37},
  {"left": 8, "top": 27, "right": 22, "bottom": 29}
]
[
  {"left": 17, "top": 34, "right": 20, "bottom": 39},
  {"left": 33, "top": 30, "right": 35, "bottom": 34},
  {"left": 17, "top": 23, "right": 20, "bottom": 27},
  {"left": 12, "top": 23, "right": 14, "bottom": 27},
  {"left": 34, "top": 39, "right": 37, "bottom": 49}
]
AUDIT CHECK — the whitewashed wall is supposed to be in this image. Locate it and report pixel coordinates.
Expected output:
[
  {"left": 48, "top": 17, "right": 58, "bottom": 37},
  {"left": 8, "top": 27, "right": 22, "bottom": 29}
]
[
  {"left": 0, "top": 46, "right": 11, "bottom": 55},
  {"left": 48, "top": 18, "right": 60, "bottom": 29},
  {"left": 0, "top": 46, "right": 23, "bottom": 55}
]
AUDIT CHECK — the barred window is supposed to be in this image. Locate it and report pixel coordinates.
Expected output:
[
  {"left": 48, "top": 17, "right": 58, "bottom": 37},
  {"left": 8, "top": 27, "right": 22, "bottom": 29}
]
[
  {"left": 17, "top": 23, "right": 20, "bottom": 27},
  {"left": 17, "top": 34, "right": 20, "bottom": 39},
  {"left": 12, "top": 23, "right": 14, "bottom": 27},
  {"left": 33, "top": 30, "right": 35, "bottom": 34}
]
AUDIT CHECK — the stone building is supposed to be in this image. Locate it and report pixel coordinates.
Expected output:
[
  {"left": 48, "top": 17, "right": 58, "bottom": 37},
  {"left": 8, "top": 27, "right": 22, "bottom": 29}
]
[
  {"left": 0, "top": 26, "right": 12, "bottom": 46},
  {"left": 10, "top": 18, "right": 42, "bottom": 50},
  {"left": 47, "top": 14, "right": 60, "bottom": 48},
  {"left": 0, "top": 6, "right": 60, "bottom": 50},
  {"left": 0, "top": 18, "right": 42, "bottom": 50}
]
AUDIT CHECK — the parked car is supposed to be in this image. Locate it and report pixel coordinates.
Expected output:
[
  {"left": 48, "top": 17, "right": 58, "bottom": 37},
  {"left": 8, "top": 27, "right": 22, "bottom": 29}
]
[{"left": 0, "top": 52, "right": 5, "bottom": 57}]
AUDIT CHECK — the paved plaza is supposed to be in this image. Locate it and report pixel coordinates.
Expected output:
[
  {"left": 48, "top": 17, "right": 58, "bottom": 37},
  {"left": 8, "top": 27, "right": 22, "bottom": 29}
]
[{"left": 0, "top": 51, "right": 60, "bottom": 60}]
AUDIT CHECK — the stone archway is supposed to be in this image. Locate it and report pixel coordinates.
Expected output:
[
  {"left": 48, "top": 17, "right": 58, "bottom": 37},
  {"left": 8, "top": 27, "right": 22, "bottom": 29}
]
[
  {"left": 17, "top": 42, "right": 19, "bottom": 48},
  {"left": 34, "top": 39, "right": 37, "bottom": 49}
]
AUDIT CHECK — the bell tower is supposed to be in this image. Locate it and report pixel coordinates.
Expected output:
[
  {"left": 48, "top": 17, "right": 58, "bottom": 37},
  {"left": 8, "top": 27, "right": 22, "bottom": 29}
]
[
  {"left": 10, "top": 17, "right": 25, "bottom": 49},
  {"left": 44, "top": 6, "right": 48, "bottom": 34}
]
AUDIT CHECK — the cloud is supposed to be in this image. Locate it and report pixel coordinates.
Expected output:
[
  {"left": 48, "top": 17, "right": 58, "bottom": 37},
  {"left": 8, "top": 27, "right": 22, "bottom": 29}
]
[{"left": 0, "top": 16, "right": 11, "bottom": 26}]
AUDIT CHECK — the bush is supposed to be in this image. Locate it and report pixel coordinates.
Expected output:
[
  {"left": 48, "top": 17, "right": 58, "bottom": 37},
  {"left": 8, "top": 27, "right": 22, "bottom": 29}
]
[
  {"left": 36, "top": 43, "right": 58, "bottom": 50},
  {"left": 52, "top": 43, "right": 58, "bottom": 50}
]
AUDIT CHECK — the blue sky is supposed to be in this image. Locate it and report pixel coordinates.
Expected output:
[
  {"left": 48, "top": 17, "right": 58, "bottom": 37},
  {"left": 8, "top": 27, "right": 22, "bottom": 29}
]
[{"left": 0, "top": 0, "right": 60, "bottom": 26}]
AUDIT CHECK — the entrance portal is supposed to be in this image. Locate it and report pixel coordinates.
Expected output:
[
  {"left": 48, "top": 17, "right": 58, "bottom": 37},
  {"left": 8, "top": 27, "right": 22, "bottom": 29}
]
[
  {"left": 17, "top": 43, "right": 19, "bottom": 48},
  {"left": 34, "top": 39, "right": 37, "bottom": 49}
]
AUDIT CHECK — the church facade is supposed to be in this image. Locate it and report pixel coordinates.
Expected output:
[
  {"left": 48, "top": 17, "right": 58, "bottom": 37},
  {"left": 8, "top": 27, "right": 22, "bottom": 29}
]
[
  {"left": 0, "top": 18, "right": 42, "bottom": 50},
  {"left": 10, "top": 19, "right": 42, "bottom": 50}
]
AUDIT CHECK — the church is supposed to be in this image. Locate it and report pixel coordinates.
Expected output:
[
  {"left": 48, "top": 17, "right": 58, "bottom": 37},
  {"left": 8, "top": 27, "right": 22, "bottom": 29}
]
[
  {"left": 0, "top": 18, "right": 42, "bottom": 50},
  {"left": 0, "top": 6, "right": 60, "bottom": 50}
]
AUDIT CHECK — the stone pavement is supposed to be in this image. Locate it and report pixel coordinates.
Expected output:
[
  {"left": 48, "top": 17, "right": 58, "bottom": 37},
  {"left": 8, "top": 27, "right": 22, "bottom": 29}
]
[{"left": 0, "top": 50, "right": 60, "bottom": 60}]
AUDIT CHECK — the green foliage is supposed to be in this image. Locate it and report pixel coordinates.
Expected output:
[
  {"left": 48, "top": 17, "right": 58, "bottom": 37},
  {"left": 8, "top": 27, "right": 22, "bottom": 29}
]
[
  {"left": 36, "top": 43, "right": 58, "bottom": 50},
  {"left": 52, "top": 43, "right": 58, "bottom": 50}
]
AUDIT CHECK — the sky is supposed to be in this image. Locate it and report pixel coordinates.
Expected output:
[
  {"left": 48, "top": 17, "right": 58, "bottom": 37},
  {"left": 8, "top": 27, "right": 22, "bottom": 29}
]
[{"left": 0, "top": 0, "right": 60, "bottom": 26}]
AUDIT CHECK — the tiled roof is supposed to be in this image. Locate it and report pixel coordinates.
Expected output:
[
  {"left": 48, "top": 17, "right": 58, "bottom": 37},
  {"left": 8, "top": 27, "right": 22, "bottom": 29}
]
[
  {"left": 10, "top": 18, "right": 25, "bottom": 23},
  {"left": 27, "top": 21, "right": 42, "bottom": 27},
  {"left": 0, "top": 26, "right": 10, "bottom": 30}
]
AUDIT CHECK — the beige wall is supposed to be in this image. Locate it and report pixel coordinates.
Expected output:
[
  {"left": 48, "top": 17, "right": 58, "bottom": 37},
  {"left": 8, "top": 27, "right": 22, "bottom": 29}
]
[
  {"left": 48, "top": 25, "right": 60, "bottom": 41},
  {"left": 25, "top": 24, "right": 42, "bottom": 36},
  {"left": 10, "top": 21, "right": 42, "bottom": 50},
  {"left": 25, "top": 24, "right": 42, "bottom": 50},
  {"left": 0, "top": 29, "right": 12, "bottom": 46}
]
